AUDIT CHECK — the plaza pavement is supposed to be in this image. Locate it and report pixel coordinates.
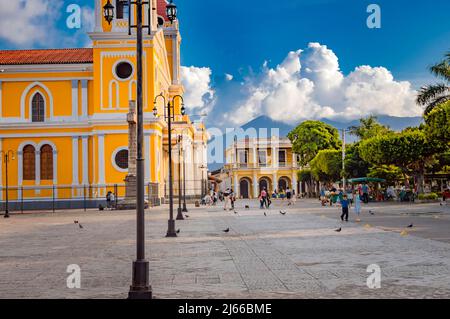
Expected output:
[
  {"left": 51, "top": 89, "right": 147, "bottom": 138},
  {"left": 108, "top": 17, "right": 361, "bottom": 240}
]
[{"left": 0, "top": 199, "right": 449, "bottom": 299}]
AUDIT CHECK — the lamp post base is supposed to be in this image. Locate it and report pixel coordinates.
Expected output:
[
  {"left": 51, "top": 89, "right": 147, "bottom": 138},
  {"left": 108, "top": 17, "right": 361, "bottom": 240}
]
[
  {"left": 176, "top": 207, "right": 184, "bottom": 220},
  {"left": 128, "top": 260, "right": 152, "bottom": 299},
  {"left": 4, "top": 212, "right": 9, "bottom": 218},
  {"left": 166, "top": 219, "right": 177, "bottom": 237},
  {"left": 182, "top": 202, "right": 188, "bottom": 212}
]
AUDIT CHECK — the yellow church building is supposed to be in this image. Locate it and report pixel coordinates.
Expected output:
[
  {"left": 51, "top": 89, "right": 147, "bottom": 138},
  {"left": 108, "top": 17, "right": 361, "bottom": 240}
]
[{"left": 0, "top": 0, "right": 208, "bottom": 210}]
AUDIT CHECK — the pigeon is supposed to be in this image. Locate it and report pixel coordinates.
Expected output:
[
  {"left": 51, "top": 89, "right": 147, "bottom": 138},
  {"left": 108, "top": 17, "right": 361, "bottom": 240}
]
[
  {"left": 223, "top": 228, "right": 230, "bottom": 233},
  {"left": 280, "top": 211, "right": 286, "bottom": 215},
  {"left": 369, "top": 210, "right": 375, "bottom": 215},
  {"left": 245, "top": 205, "right": 250, "bottom": 209},
  {"left": 185, "top": 215, "right": 189, "bottom": 218},
  {"left": 440, "top": 202, "right": 444, "bottom": 206},
  {"left": 335, "top": 227, "right": 342, "bottom": 232},
  {"left": 79, "top": 224, "right": 83, "bottom": 229},
  {"left": 264, "top": 212, "right": 267, "bottom": 216},
  {"left": 234, "top": 211, "right": 238, "bottom": 214},
  {"left": 176, "top": 229, "right": 181, "bottom": 234},
  {"left": 74, "top": 221, "right": 79, "bottom": 224},
  {"left": 407, "top": 224, "right": 414, "bottom": 228}
]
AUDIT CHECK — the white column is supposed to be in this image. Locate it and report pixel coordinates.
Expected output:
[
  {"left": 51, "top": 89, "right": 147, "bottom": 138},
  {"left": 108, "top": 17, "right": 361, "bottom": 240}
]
[
  {"left": 272, "top": 146, "right": 278, "bottom": 168},
  {"left": 98, "top": 134, "right": 105, "bottom": 186},
  {"left": 292, "top": 152, "right": 297, "bottom": 168},
  {"left": 172, "top": 35, "right": 179, "bottom": 85},
  {"left": 144, "top": 133, "right": 151, "bottom": 183},
  {"left": 82, "top": 136, "right": 89, "bottom": 185},
  {"left": 273, "top": 172, "right": 278, "bottom": 192},
  {"left": 72, "top": 137, "right": 79, "bottom": 186},
  {"left": 81, "top": 80, "right": 88, "bottom": 118},
  {"left": 292, "top": 171, "right": 297, "bottom": 194},
  {"left": 253, "top": 172, "right": 258, "bottom": 198},
  {"left": 94, "top": 0, "right": 103, "bottom": 32},
  {"left": 253, "top": 145, "right": 257, "bottom": 167},
  {"left": 71, "top": 80, "right": 79, "bottom": 119}
]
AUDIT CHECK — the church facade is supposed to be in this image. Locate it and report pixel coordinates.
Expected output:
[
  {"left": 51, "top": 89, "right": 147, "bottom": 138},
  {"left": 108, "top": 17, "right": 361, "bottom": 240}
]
[{"left": 0, "top": 0, "right": 208, "bottom": 209}]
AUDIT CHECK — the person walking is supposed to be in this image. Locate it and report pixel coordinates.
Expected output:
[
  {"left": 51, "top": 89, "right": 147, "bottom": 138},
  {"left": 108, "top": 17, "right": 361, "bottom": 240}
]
[
  {"left": 106, "top": 191, "right": 112, "bottom": 210},
  {"left": 362, "top": 183, "right": 369, "bottom": 204},
  {"left": 340, "top": 194, "right": 349, "bottom": 222},
  {"left": 259, "top": 188, "right": 268, "bottom": 209},
  {"left": 354, "top": 190, "right": 361, "bottom": 222},
  {"left": 230, "top": 188, "right": 235, "bottom": 210},
  {"left": 223, "top": 188, "right": 231, "bottom": 210},
  {"left": 286, "top": 187, "right": 292, "bottom": 206}
]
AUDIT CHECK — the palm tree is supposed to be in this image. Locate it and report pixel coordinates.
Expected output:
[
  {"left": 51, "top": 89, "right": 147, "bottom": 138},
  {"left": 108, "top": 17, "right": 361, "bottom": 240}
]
[{"left": 417, "top": 52, "right": 450, "bottom": 115}]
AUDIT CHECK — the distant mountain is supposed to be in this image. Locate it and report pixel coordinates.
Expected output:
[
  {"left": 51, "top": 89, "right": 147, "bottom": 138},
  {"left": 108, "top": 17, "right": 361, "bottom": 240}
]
[{"left": 207, "top": 115, "right": 423, "bottom": 170}]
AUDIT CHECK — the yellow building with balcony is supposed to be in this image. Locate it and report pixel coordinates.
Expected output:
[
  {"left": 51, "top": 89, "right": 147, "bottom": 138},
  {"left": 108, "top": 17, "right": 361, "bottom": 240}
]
[
  {"left": 223, "top": 137, "right": 299, "bottom": 199},
  {"left": 0, "top": 0, "right": 208, "bottom": 210}
]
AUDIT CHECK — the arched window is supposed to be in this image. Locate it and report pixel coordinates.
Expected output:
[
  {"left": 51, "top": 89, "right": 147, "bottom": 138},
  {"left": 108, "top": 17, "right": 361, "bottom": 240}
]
[
  {"left": 40, "top": 144, "right": 53, "bottom": 180},
  {"left": 32, "top": 93, "right": 45, "bottom": 122},
  {"left": 23, "top": 145, "right": 36, "bottom": 181}
]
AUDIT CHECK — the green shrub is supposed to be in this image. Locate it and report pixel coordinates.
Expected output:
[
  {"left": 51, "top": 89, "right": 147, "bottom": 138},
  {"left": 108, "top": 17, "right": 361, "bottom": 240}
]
[{"left": 419, "top": 193, "right": 438, "bottom": 200}]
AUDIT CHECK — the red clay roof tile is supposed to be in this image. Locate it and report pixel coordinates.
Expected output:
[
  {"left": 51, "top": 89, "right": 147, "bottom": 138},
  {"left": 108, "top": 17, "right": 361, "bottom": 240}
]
[{"left": 0, "top": 48, "right": 93, "bottom": 65}]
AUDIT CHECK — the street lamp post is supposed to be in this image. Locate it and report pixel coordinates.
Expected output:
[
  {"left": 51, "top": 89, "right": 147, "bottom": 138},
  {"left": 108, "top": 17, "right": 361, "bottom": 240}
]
[
  {"left": 153, "top": 94, "right": 185, "bottom": 236},
  {"left": 1, "top": 150, "right": 15, "bottom": 218},
  {"left": 176, "top": 135, "right": 184, "bottom": 220},
  {"left": 103, "top": 0, "right": 176, "bottom": 300}
]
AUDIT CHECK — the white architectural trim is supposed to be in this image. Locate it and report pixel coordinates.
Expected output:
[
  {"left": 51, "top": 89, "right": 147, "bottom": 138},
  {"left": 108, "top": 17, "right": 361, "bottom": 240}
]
[
  {"left": 81, "top": 136, "right": 89, "bottom": 185},
  {"left": 72, "top": 137, "right": 79, "bottom": 185},
  {"left": 111, "top": 146, "right": 129, "bottom": 173},
  {"left": 129, "top": 80, "right": 137, "bottom": 102},
  {"left": 81, "top": 80, "right": 88, "bottom": 118},
  {"left": 0, "top": 138, "right": 2, "bottom": 200},
  {"left": 71, "top": 80, "right": 79, "bottom": 119},
  {"left": 20, "top": 82, "right": 54, "bottom": 121},
  {"left": 0, "top": 76, "right": 93, "bottom": 82},
  {"left": 98, "top": 134, "right": 105, "bottom": 184},
  {"left": 109, "top": 80, "right": 120, "bottom": 109},
  {"left": 144, "top": 133, "right": 150, "bottom": 182},
  {"left": 0, "top": 129, "right": 162, "bottom": 138}
]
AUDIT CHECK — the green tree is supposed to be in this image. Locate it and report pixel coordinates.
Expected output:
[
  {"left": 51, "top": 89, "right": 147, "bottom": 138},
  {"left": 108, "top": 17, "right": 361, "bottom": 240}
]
[
  {"left": 310, "top": 150, "right": 342, "bottom": 183},
  {"left": 367, "top": 165, "right": 403, "bottom": 184},
  {"left": 424, "top": 100, "right": 450, "bottom": 147},
  {"left": 348, "top": 115, "right": 392, "bottom": 140},
  {"left": 359, "top": 129, "right": 436, "bottom": 193},
  {"left": 288, "top": 120, "right": 341, "bottom": 166},
  {"left": 417, "top": 52, "right": 450, "bottom": 115},
  {"left": 344, "top": 143, "right": 370, "bottom": 178}
]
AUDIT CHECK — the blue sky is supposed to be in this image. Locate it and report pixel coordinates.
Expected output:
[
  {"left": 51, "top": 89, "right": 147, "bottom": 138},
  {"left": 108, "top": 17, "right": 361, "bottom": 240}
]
[{"left": 0, "top": 0, "right": 449, "bottom": 126}]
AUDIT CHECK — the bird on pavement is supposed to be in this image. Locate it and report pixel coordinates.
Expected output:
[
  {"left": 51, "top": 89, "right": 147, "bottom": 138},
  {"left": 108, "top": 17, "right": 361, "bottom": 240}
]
[
  {"left": 264, "top": 212, "right": 267, "bottom": 216},
  {"left": 280, "top": 211, "right": 286, "bottom": 215},
  {"left": 223, "top": 228, "right": 230, "bottom": 233},
  {"left": 74, "top": 221, "right": 79, "bottom": 224},
  {"left": 79, "top": 224, "right": 84, "bottom": 229},
  {"left": 185, "top": 215, "right": 189, "bottom": 218},
  {"left": 335, "top": 227, "right": 342, "bottom": 232},
  {"left": 407, "top": 224, "right": 414, "bottom": 228},
  {"left": 369, "top": 210, "right": 375, "bottom": 215},
  {"left": 176, "top": 229, "right": 180, "bottom": 234},
  {"left": 245, "top": 205, "right": 250, "bottom": 209},
  {"left": 234, "top": 210, "right": 238, "bottom": 214}
]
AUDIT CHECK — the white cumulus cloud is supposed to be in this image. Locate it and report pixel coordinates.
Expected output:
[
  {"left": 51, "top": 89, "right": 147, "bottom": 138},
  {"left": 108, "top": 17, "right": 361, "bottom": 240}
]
[
  {"left": 180, "top": 66, "right": 215, "bottom": 114},
  {"left": 217, "top": 42, "right": 421, "bottom": 127}
]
